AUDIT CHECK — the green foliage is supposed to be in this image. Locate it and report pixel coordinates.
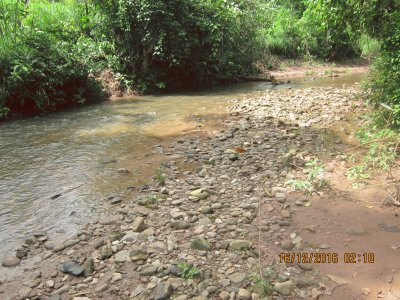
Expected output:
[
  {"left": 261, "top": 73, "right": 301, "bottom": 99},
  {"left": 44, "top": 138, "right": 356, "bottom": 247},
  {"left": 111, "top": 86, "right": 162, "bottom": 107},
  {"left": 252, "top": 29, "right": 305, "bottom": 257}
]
[
  {"left": 250, "top": 269, "right": 274, "bottom": 296},
  {"left": 94, "top": 0, "right": 264, "bottom": 93},
  {"left": 285, "top": 179, "right": 312, "bottom": 192},
  {"left": 177, "top": 262, "right": 201, "bottom": 279},
  {"left": 154, "top": 168, "right": 166, "bottom": 186},
  {"left": 285, "top": 158, "right": 327, "bottom": 193},
  {"left": 0, "top": 0, "right": 108, "bottom": 117}
]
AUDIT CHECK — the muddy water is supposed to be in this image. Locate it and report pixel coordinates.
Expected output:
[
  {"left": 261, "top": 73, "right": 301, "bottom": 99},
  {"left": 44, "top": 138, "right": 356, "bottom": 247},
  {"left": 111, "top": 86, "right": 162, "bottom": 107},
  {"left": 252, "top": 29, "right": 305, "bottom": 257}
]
[{"left": 0, "top": 72, "right": 365, "bottom": 256}]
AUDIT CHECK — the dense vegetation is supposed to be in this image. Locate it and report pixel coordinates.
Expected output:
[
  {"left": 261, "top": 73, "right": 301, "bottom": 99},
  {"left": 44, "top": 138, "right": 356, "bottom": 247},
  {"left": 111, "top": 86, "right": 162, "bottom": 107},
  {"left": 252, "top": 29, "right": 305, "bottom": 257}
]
[{"left": 0, "top": 0, "right": 399, "bottom": 125}]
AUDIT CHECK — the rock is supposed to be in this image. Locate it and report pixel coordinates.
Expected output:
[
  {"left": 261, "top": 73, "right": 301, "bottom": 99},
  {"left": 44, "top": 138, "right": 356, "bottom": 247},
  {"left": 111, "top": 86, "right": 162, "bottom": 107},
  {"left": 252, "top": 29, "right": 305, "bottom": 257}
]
[
  {"left": 154, "top": 282, "right": 173, "bottom": 300},
  {"left": 132, "top": 217, "right": 147, "bottom": 232},
  {"left": 15, "top": 248, "right": 28, "bottom": 259},
  {"left": 200, "top": 206, "right": 214, "bottom": 214},
  {"left": 111, "top": 272, "right": 123, "bottom": 283},
  {"left": 362, "top": 288, "right": 371, "bottom": 295},
  {"left": 274, "top": 281, "right": 293, "bottom": 296},
  {"left": 65, "top": 239, "right": 80, "bottom": 247},
  {"left": 82, "top": 258, "right": 94, "bottom": 277},
  {"left": 237, "top": 288, "right": 252, "bottom": 300},
  {"left": 281, "top": 240, "right": 294, "bottom": 250},
  {"left": 131, "top": 284, "right": 145, "bottom": 297},
  {"left": 53, "top": 243, "right": 65, "bottom": 252},
  {"left": 115, "top": 250, "right": 130, "bottom": 263},
  {"left": 171, "top": 220, "right": 190, "bottom": 230},
  {"left": 293, "top": 277, "right": 318, "bottom": 288},
  {"left": 229, "top": 240, "right": 251, "bottom": 251},
  {"left": 198, "top": 217, "right": 212, "bottom": 225},
  {"left": 228, "top": 272, "right": 247, "bottom": 284},
  {"left": 59, "top": 261, "right": 84, "bottom": 276},
  {"left": 18, "top": 286, "right": 32, "bottom": 299},
  {"left": 109, "top": 196, "right": 122, "bottom": 204},
  {"left": 121, "top": 231, "right": 140, "bottom": 242},
  {"left": 95, "top": 283, "right": 108, "bottom": 293},
  {"left": 219, "top": 291, "right": 230, "bottom": 300},
  {"left": 99, "top": 217, "right": 116, "bottom": 225},
  {"left": 118, "top": 168, "right": 130, "bottom": 174},
  {"left": 43, "top": 241, "right": 56, "bottom": 250},
  {"left": 140, "top": 265, "right": 158, "bottom": 276},
  {"left": 130, "top": 249, "right": 149, "bottom": 261},
  {"left": 298, "top": 263, "right": 313, "bottom": 271},
  {"left": 47, "top": 294, "right": 62, "bottom": 300},
  {"left": 190, "top": 189, "right": 209, "bottom": 200},
  {"left": 2, "top": 256, "right": 21, "bottom": 267},
  {"left": 191, "top": 237, "right": 211, "bottom": 251},
  {"left": 94, "top": 238, "right": 105, "bottom": 249},
  {"left": 54, "top": 284, "right": 70, "bottom": 295},
  {"left": 46, "top": 279, "right": 55, "bottom": 288},
  {"left": 100, "top": 244, "right": 113, "bottom": 260},
  {"left": 73, "top": 297, "right": 92, "bottom": 300}
]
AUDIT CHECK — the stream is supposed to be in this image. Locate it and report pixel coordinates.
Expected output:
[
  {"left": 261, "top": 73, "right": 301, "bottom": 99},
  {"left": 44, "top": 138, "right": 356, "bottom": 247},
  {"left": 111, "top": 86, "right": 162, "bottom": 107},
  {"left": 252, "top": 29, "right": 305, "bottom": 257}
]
[{"left": 0, "top": 73, "right": 365, "bottom": 257}]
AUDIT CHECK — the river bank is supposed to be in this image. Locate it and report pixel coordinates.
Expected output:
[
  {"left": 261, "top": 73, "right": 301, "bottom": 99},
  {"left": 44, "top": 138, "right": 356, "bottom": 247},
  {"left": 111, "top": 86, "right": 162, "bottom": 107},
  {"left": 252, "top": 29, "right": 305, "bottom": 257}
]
[{"left": 3, "top": 71, "right": 398, "bottom": 300}]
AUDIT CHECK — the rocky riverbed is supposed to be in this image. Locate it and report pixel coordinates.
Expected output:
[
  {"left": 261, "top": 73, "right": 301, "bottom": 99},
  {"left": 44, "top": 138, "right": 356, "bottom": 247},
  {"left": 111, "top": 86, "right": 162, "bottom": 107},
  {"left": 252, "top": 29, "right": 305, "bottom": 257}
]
[{"left": 0, "top": 85, "right": 368, "bottom": 300}]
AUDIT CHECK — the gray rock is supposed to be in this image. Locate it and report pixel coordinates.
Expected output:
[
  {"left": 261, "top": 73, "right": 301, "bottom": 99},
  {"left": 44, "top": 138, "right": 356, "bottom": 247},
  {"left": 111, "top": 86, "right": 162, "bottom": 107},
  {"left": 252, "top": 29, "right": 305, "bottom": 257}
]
[
  {"left": 18, "top": 286, "right": 32, "bottom": 299},
  {"left": 229, "top": 240, "right": 251, "bottom": 251},
  {"left": 237, "top": 288, "right": 252, "bottom": 300},
  {"left": 59, "top": 261, "right": 84, "bottom": 276},
  {"left": 43, "top": 241, "right": 56, "bottom": 250},
  {"left": 54, "top": 284, "right": 70, "bottom": 295},
  {"left": 132, "top": 217, "right": 147, "bottom": 232},
  {"left": 95, "top": 283, "right": 108, "bottom": 293},
  {"left": 200, "top": 206, "right": 214, "bottom": 214},
  {"left": 130, "top": 249, "right": 149, "bottom": 261},
  {"left": 94, "top": 238, "right": 105, "bottom": 249},
  {"left": 298, "top": 262, "right": 313, "bottom": 271},
  {"left": 229, "top": 154, "right": 238, "bottom": 161},
  {"left": 53, "top": 243, "right": 65, "bottom": 252},
  {"left": 15, "top": 248, "right": 28, "bottom": 259},
  {"left": 65, "top": 239, "right": 80, "bottom": 247},
  {"left": 83, "top": 258, "right": 94, "bottom": 277},
  {"left": 47, "top": 294, "right": 61, "bottom": 300},
  {"left": 228, "top": 272, "right": 247, "bottom": 284},
  {"left": 198, "top": 217, "right": 212, "bottom": 225},
  {"left": 2, "top": 256, "right": 21, "bottom": 267},
  {"left": 293, "top": 277, "right": 318, "bottom": 287},
  {"left": 191, "top": 237, "right": 211, "bottom": 251},
  {"left": 121, "top": 231, "right": 140, "bottom": 242},
  {"left": 171, "top": 220, "right": 190, "bottom": 230},
  {"left": 115, "top": 250, "right": 130, "bottom": 263},
  {"left": 140, "top": 265, "right": 158, "bottom": 276},
  {"left": 100, "top": 244, "right": 113, "bottom": 260},
  {"left": 274, "top": 280, "right": 293, "bottom": 296},
  {"left": 154, "top": 282, "right": 173, "bottom": 300},
  {"left": 281, "top": 240, "right": 294, "bottom": 250},
  {"left": 99, "top": 217, "right": 116, "bottom": 225}
]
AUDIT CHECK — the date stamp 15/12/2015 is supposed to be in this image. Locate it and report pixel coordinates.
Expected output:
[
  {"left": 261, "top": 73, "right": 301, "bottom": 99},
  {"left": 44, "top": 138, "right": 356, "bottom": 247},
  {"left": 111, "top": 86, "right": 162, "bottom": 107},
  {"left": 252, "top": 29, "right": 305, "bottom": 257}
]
[{"left": 279, "top": 252, "right": 375, "bottom": 264}]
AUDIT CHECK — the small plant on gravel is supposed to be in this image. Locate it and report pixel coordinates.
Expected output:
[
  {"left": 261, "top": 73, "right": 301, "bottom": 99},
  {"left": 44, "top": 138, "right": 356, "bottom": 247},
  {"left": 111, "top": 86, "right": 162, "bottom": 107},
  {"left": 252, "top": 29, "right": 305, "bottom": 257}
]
[
  {"left": 154, "top": 168, "right": 166, "bottom": 186},
  {"left": 177, "top": 262, "right": 201, "bottom": 279},
  {"left": 250, "top": 269, "right": 274, "bottom": 296},
  {"left": 285, "top": 158, "right": 327, "bottom": 193},
  {"left": 285, "top": 179, "right": 312, "bottom": 192}
]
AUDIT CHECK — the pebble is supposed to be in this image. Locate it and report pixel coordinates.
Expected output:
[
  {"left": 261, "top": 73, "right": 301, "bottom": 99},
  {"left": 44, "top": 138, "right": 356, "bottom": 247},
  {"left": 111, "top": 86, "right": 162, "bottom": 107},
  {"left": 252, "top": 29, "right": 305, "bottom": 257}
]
[
  {"left": 154, "top": 282, "right": 174, "bottom": 300},
  {"left": 1, "top": 256, "right": 21, "bottom": 267}
]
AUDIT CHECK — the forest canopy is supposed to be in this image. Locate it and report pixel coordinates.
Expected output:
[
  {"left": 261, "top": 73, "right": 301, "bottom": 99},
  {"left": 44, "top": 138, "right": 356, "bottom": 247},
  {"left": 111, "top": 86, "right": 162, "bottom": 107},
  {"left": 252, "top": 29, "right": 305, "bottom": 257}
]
[{"left": 0, "top": 0, "right": 399, "bottom": 125}]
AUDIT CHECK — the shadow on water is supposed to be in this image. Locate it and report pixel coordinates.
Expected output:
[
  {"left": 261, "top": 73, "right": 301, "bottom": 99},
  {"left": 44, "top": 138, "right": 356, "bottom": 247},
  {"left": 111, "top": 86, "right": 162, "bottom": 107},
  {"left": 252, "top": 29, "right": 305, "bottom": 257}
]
[{"left": 0, "top": 71, "right": 366, "bottom": 256}]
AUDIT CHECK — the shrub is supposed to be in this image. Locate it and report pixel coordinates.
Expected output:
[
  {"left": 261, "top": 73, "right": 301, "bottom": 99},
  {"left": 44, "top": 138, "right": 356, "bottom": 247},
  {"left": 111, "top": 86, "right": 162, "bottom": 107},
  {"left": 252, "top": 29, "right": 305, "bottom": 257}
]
[{"left": 0, "top": 29, "right": 105, "bottom": 117}]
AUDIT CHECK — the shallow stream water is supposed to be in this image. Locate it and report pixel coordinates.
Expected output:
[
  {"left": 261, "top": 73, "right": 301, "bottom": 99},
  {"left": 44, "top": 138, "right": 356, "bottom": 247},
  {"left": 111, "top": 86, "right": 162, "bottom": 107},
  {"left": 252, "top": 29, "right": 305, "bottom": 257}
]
[{"left": 0, "top": 73, "right": 365, "bottom": 256}]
